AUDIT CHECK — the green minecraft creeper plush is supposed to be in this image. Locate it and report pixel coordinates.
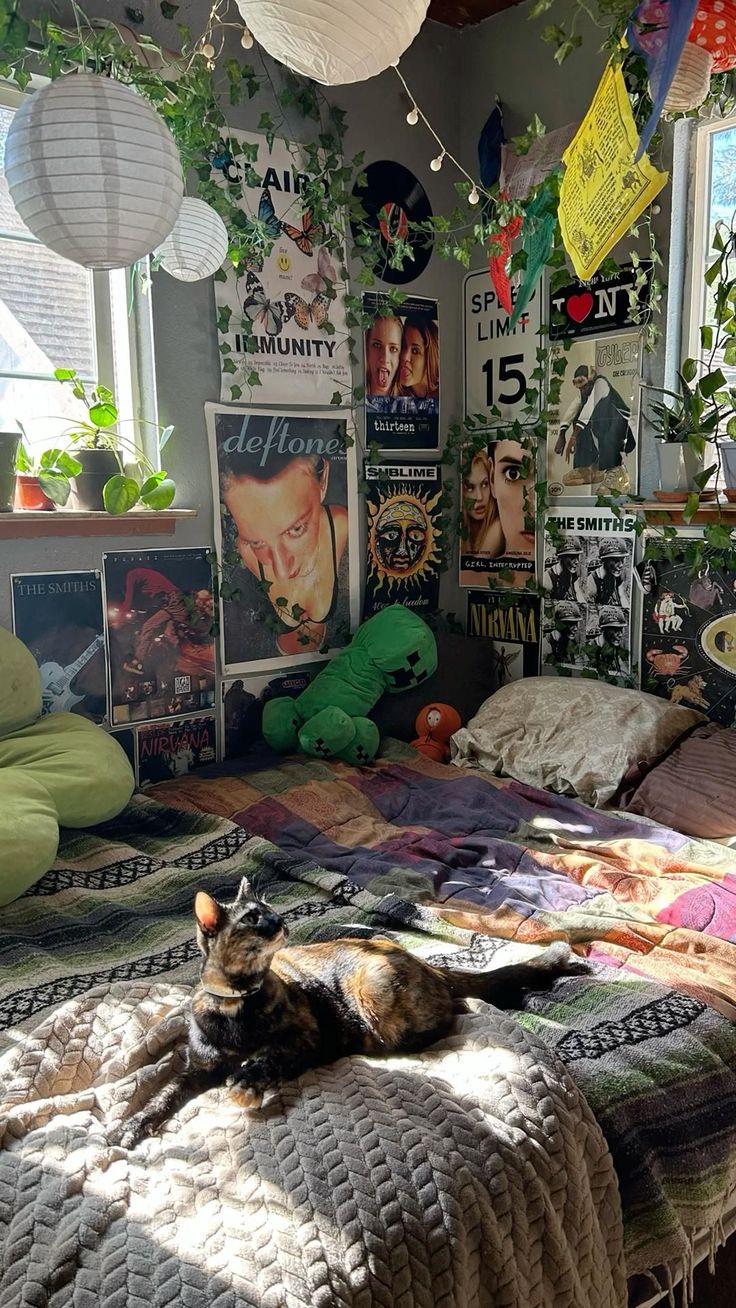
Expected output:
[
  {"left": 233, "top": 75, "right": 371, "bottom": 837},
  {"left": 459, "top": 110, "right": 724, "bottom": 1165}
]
[{"left": 262, "top": 605, "right": 437, "bottom": 764}]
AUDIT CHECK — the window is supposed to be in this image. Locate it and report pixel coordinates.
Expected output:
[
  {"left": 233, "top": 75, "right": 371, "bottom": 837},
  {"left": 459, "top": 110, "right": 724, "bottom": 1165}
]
[
  {"left": 0, "top": 83, "right": 156, "bottom": 459},
  {"left": 686, "top": 112, "right": 736, "bottom": 386}
]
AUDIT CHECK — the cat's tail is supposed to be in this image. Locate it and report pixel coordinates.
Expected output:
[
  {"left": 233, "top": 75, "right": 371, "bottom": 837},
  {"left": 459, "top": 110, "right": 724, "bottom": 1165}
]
[{"left": 438, "top": 940, "right": 589, "bottom": 1009}]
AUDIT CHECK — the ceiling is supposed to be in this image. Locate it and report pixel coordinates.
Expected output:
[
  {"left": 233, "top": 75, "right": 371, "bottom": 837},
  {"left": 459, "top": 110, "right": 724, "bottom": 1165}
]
[{"left": 427, "top": 0, "right": 520, "bottom": 24}]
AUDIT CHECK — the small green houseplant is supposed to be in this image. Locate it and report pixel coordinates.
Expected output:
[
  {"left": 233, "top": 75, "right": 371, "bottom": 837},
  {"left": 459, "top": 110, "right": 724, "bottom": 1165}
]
[
  {"left": 646, "top": 367, "right": 719, "bottom": 498},
  {"left": 14, "top": 439, "right": 82, "bottom": 510}
]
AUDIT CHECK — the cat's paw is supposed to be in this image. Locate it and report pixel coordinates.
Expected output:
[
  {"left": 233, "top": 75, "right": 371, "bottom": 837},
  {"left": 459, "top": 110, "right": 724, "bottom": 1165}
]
[
  {"left": 542, "top": 940, "right": 591, "bottom": 977},
  {"left": 228, "top": 1083, "right": 264, "bottom": 1111},
  {"left": 108, "top": 1112, "right": 157, "bottom": 1151}
]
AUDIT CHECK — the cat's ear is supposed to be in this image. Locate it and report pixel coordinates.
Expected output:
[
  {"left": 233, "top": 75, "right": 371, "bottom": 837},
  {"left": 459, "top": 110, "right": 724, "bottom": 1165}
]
[
  {"left": 194, "top": 891, "right": 226, "bottom": 935},
  {"left": 236, "top": 877, "right": 252, "bottom": 902}
]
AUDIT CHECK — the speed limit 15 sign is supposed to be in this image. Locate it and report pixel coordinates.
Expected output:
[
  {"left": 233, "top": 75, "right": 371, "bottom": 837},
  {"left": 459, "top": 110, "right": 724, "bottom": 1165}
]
[{"left": 463, "top": 271, "right": 542, "bottom": 423}]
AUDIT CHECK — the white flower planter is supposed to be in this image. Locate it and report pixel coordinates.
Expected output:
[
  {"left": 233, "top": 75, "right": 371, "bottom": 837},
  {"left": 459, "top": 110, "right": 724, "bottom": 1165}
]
[
  {"left": 656, "top": 442, "right": 704, "bottom": 493},
  {"left": 722, "top": 443, "right": 736, "bottom": 489}
]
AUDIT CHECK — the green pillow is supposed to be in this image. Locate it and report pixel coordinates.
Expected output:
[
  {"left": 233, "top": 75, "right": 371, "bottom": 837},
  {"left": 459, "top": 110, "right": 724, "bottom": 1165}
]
[
  {"left": 0, "top": 713, "right": 135, "bottom": 828},
  {"left": 0, "top": 768, "right": 60, "bottom": 906}
]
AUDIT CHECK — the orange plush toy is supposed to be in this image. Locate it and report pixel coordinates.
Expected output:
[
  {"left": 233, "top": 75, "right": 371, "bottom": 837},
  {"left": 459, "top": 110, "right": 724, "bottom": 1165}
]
[{"left": 411, "top": 703, "right": 462, "bottom": 764}]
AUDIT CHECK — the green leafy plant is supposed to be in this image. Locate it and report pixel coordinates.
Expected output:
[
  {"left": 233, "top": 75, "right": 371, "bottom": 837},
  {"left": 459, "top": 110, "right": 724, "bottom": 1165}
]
[{"left": 14, "top": 438, "right": 82, "bottom": 507}]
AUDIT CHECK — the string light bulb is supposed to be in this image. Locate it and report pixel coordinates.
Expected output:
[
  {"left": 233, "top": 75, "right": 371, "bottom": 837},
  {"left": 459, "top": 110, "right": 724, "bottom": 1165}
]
[
  {"left": 201, "top": 40, "right": 215, "bottom": 57},
  {"left": 469, "top": 185, "right": 480, "bottom": 205},
  {"left": 241, "top": 26, "right": 254, "bottom": 48},
  {"left": 430, "top": 151, "right": 445, "bottom": 172},
  {"left": 406, "top": 105, "right": 419, "bottom": 126}
]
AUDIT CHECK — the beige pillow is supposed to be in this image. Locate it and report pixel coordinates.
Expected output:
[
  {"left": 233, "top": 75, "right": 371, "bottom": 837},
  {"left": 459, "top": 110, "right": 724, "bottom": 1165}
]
[{"left": 450, "top": 677, "right": 704, "bottom": 807}]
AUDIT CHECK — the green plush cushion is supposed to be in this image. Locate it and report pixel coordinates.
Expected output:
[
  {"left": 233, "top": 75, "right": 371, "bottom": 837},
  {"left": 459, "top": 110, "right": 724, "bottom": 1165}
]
[
  {"left": 0, "top": 626, "right": 42, "bottom": 736},
  {"left": 0, "top": 768, "right": 60, "bottom": 906},
  {"left": 0, "top": 713, "right": 135, "bottom": 828}
]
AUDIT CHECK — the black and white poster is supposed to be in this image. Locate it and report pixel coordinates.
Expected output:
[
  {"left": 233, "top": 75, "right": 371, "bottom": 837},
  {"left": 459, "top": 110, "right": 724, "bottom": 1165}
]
[
  {"left": 463, "top": 270, "right": 542, "bottom": 422},
  {"left": 364, "top": 462, "right": 442, "bottom": 618},
  {"left": 642, "top": 550, "right": 736, "bottom": 724},
  {"left": 459, "top": 435, "right": 538, "bottom": 589},
  {"left": 549, "top": 262, "right": 653, "bottom": 340},
  {"left": 103, "top": 548, "right": 216, "bottom": 727},
  {"left": 212, "top": 131, "right": 351, "bottom": 405},
  {"left": 542, "top": 510, "right": 636, "bottom": 677},
  {"left": 137, "top": 715, "right": 218, "bottom": 787},
  {"left": 222, "top": 667, "right": 314, "bottom": 759},
  {"left": 11, "top": 571, "right": 107, "bottom": 723},
  {"left": 466, "top": 589, "right": 541, "bottom": 684},
  {"left": 546, "top": 333, "right": 641, "bottom": 499},
  {"left": 363, "top": 293, "right": 440, "bottom": 452},
  {"left": 207, "top": 404, "right": 359, "bottom": 675}
]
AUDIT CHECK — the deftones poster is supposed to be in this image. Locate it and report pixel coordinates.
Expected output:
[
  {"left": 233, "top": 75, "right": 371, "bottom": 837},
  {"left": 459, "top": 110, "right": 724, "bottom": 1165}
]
[{"left": 363, "top": 462, "right": 442, "bottom": 618}]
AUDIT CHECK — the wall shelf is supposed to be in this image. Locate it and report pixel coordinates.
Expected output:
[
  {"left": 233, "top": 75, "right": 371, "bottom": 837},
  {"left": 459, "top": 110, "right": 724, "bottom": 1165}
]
[
  {"left": 0, "top": 508, "right": 197, "bottom": 539},
  {"left": 624, "top": 500, "right": 736, "bottom": 526}
]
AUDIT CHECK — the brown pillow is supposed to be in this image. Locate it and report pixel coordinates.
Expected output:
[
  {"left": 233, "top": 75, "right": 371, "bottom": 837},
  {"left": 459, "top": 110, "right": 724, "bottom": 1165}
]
[{"left": 623, "top": 723, "right": 736, "bottom": 839}]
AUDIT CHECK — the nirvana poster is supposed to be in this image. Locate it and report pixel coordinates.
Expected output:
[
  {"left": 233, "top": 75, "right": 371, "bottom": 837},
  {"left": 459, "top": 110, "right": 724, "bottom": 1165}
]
[
  {"left": 11, "top": 571, "right": 107, "bottom": 723},
  {"left": 466, "top": 590, "right": 541, "bottom": 684},
  {"left": 103, "top": 548, "right": 216, "bottom": 727},
  {"left": 363, "top": 293, "right": 440, "bottom": 453},
  {"left": 458, "top": 435, "right": 538, "bottom": 589},
  {"left": 363, "top": 462, "right": 442, "bottom": 618},
  {"left": 542, "top": 510, "right": 636, "bottom": 678},
  {"left": 137, "top": 715, "right": 218, "bottom": 787},
  {"left": 641, "top": 550, "right": 736, "bottom": 725},
  {"left": 222, "top": 667, "right": 314, "bottom": 759},
  {"left": 212, "top": 130, "right": 351, "bottom": 406},
  {"left": 207, "top": 404, "right": 359, "bottom": 675},
  {"left": 546, "top": 332, "right": 641, "bottom": 499}
]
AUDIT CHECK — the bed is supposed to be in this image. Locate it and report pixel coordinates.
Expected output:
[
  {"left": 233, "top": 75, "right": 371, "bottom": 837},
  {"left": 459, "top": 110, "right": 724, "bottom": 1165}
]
[{"left": 2, "top": 739, "right": 736, "bottom": 1307}]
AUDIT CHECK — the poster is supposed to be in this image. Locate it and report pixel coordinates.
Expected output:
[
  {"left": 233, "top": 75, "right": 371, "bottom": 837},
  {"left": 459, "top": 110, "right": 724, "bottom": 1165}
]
[
  {"left": 212, "top": 130, "right": 351, "bottom": 405},
  {"left": 11, "top": 571, "right": 107, "bottom": 723},
  {"left": 222, "top": 667, "right": 314, "bottom": 759},
  {"left": 549, "top": 263, "right": 653, "bottom": 340},
  {"left": 207, "top": 404, "right": 359, "bottom": 674},
  {"left": 137, "top": 715, "right": 218, "bottom": 787},
  {"left": 641, "top": 548, "right": 736, "bottom": 725},
  {"left": 542, "top": 510, "right": 636, "bottom": 677},
  {"left": 364, "top": 461, "right": 442, "bottom": 617},
  {"left": 104, "top": 549, "right": 216, "bottom": 727},
  {"left": 466, "top": 590, "right": 541, "bottom": 684},
  {"left": 459, "top": 435, "right": 538, "bottom": 589},
  {"left": 501, "top": 124, "right": 577, "bottom": 201},
  {"left": 559, "top": 59, "right": 667, "bottom": 281},
  {"left": 363, "top": 293, "right": 440, "bottom": 453},
  {"left": 464, "top": 270, "right": 542, "bottom": 422},
  {"left": 546, "top": 333, "right": 641, "bottom": 498}
]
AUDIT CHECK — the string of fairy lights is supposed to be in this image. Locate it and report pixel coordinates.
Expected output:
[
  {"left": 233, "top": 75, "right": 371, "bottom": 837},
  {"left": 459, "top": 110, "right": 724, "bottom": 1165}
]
[{"left": 392, "top": 65, "right": 483, "bottom": 205}]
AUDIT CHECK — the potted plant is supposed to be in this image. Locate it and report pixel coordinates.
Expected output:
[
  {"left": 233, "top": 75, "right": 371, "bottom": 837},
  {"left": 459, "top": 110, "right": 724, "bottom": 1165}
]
[
  {"left": 14, "top": 439, "right": 82, "bottom": 510},
  {"left": 0, "top": 430, "right": 20, "bottom": 512},
  {"left": 647, "top": 368, "right": 716, "bottom": 501}
]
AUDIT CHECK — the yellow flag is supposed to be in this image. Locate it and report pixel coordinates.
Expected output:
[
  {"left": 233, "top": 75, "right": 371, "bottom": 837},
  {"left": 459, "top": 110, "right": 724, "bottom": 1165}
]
[{"left": 559, "top": 59, "right": 668, "bottom": 281}]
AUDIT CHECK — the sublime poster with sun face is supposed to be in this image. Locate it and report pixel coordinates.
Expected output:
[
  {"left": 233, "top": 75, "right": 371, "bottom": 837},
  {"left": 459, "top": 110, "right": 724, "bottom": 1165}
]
[
  {"left": 363, "top": 462, "right": 442, "bottom": 618},
  {"left": 211, "top": 130, "right": 351, "bottom": 405}
]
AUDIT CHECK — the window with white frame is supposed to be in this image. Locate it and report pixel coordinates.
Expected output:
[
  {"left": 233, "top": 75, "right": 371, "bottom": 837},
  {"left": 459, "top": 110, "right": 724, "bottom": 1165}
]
[
  {"left": 687, "top": 112, "right": 736, "bottom": 383},
  {"left": 0, "top": 82, "right": 156, "bottom": 461}
]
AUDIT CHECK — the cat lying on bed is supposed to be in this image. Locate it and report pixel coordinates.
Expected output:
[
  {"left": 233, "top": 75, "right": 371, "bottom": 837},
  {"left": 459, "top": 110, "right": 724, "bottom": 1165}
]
[{"left": 109, "top": 879, "right": 586, "bottom": 1149}]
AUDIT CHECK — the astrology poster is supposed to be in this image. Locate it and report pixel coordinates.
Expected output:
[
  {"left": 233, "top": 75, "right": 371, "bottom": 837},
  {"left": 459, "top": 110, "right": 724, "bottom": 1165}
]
[
  {"left": 211, "top": 130, "right": 351, "bottom": 405},
  {"left": 641, "top": 549, "right": 736, "bottom": 725},
  {"left": 542, "top": 510, "right": 636, "bottom": 678},
  {"left": 363, "top": 293, "right": 440, "bottom": 453},
  {"left": 11, "top": 570, "right": 107, "bottom": 723},
  {"left": 103, "top": 548, "right": 216, "bottom": 727},
  {"left": 546, "top": 333, "right": 641, "bottom": 500},
  {"left": 137, "top": 715, "right": 218, "bottom": 787},
  {"left": 207, "top": 404, "right": 360, "bottom": 675},
  {"left": 222, "top": 666, "right": 315, "bottom": 760},
  {"left": 363, "top": 461, "right": 442, "bottom": 618},
  {"left": 466, "top": 590, "right": 541, "bottom": 684},
  {"left": 458, "top": 434, "right": 538, "bottom": 590}
]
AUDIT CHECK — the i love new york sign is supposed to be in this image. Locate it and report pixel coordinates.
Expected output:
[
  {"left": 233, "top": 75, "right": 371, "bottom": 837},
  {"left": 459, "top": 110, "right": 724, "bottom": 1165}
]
[{"left": 549, "top": 262, "right": 652, "bottom": 341}]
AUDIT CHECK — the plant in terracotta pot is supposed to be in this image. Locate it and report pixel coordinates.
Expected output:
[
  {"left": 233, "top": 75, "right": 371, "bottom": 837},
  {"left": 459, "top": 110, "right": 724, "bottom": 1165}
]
[
  {"left": 0, "top": 430, "right": 20, "bottom": 512},
  {"left": 14, "top": 438, "right": 82, "bottom": 510}
]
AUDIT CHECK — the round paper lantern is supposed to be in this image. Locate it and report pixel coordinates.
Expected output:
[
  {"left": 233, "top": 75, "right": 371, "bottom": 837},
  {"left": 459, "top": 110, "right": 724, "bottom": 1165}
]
[
  {"left": 4, "top": 73, "right": 183, "bottom": 270},
  {"left": 156, "top": 198, "right": 229, "bottom": 282},
  {"left": 664, "top": 40, "right": 713, "bottom": 112},
  {"left": 689, "top": 0, "right": 736, "bottom": 72},
  {"left": 234, "top": 0, "right": 431, "bottom": 85}
]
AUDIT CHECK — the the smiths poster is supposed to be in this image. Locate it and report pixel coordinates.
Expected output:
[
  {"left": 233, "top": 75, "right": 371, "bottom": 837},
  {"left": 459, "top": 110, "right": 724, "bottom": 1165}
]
[
  {"left": 207, "top": 404, "right": 359, "bottom": 675},
  {"left": 642, "top": 549, "right": 736, "bottom": 725},
  {"left": 549, "top": 263, "right": 652, "bottom": 341},
  {"left": 542, "top": 510, "right": 635, "bottom": 678},
  {"left": 459, "top": 435, "right": 537, "bottom": 589},
  {"left": 103, "top": 548, "right": 216, "bottom": 727},
  {"left": 363, "top": 293, "right": 440, "bottom": 453},
  {"left": 137, "top": 715, "right": 218, "bottom": 787},
  {"left": 364, "top": 462, "right": 442, "bottom": 618},
  {"left": 546, "top": 332, "right": 641, "bottom": 499},
  {"left": 222, "top": 667, "right": 314, "bottom": 760},
  {"left": 12, "top": 570, "right": 107, "bottom": 723},
  {"left": 466, "top": 590, "right": 541, "bottom": 683},
  {"left": 212, "top": 130, "right": 351, "bottom": 406}
]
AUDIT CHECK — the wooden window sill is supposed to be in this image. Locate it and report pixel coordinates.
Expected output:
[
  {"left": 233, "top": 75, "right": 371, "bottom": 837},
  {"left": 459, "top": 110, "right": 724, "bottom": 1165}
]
[
  {"left": 0, "top": 508, "right": 198, "bottom": 539},
  {"left": 624, "top": 499, "right": 736, "bottom": 525}
]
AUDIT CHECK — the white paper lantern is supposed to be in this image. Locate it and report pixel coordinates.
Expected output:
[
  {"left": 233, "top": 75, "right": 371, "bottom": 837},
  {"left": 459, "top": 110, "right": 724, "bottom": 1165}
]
[
  {"left": 157, "top": 198, "right": 229, "bottom": 282},
  {"left": 662, "top": 41, "right": 713, "bottom": 113},
  {"left": 4, "top": 72, "right": 184, "bottom": 270},
  {"left": 235, "top": 0, "right": 431, "bottom": 85}
]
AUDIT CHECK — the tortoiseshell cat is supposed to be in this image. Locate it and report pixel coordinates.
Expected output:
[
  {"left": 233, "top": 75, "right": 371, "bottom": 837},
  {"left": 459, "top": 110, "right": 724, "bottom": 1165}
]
[{"left": 111, "top": 878, "right": 586, "bottom": 1148}]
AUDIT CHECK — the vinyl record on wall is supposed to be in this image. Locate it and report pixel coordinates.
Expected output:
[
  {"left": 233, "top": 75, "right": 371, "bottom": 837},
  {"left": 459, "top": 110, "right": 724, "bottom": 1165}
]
[{"left": 351, "top": 160, "right": 433, "bottom": 285}]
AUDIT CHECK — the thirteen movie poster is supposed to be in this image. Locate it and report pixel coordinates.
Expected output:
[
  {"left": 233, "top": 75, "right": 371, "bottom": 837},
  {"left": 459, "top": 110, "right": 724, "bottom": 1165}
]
[
  {"left": 363, "top": 293, "right": 440, "bottom": 453},
  {"left": 11, "top": 571, "right": 107, "bottom": 723},
  {"left": 221, "top": 667, "right": 314, "bottom": 760},
  {"left": 103, "top": 548, "right": 216, "bottom": 727},
  {"left": 466, "top": 590, "right": 541, "bottom": 683},
  {"left": 363, "top": 462, "right": 442, "bottom": 618},
  {"left": 207, "top": 404, "right": 359, "bottom": 675},
  {"left": 212, "top": 130, "right": 351, "bottom": 406},
  {"left": 137, "top": 715, "right": 218, "bottom": 787},
  {"left": 458, "top": 435, "right": 538, "bottom": 589}
]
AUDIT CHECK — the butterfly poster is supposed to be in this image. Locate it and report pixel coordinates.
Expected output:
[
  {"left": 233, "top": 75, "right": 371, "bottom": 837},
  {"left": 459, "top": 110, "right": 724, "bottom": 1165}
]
[
  {"left": 363, "top": 293, "right": 440, "bottom": 453},
  {"left": 211, "top": 130, "right": 352, "bottom": 406}
]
